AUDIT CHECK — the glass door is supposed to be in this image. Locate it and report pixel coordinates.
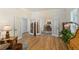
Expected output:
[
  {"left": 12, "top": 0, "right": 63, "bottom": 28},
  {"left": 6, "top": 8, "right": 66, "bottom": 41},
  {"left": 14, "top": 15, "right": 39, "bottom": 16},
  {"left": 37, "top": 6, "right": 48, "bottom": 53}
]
[{"left": 29, "top": 19, "right": 41, "bottom": 36}]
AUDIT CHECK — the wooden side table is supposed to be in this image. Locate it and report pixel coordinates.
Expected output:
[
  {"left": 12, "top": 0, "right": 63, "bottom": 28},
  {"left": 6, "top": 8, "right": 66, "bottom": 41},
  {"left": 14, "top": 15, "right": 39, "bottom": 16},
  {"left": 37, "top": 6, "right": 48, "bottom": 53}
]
[{"left": 3, "top": 36, "right": 22, "bottom": 50}]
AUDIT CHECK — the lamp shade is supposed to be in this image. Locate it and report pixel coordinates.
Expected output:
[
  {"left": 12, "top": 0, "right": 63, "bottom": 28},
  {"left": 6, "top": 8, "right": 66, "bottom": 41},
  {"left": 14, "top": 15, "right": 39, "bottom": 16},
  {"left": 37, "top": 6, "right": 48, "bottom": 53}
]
[{"left": 3, "top": 25, "right": 11, "bottom": 31}]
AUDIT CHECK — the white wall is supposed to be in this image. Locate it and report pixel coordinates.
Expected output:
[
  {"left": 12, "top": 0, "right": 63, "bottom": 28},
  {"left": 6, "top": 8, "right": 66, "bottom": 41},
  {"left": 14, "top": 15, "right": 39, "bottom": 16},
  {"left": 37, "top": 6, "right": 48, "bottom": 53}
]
[
  {"left": 0, "top": 9, "right": 31, "bottom": 39},
  {"left": 0, "top": 8, "right": 75, "bottom": 38},
  {"left": 27, "top": 9, "right": 67, "bottom": 36}
]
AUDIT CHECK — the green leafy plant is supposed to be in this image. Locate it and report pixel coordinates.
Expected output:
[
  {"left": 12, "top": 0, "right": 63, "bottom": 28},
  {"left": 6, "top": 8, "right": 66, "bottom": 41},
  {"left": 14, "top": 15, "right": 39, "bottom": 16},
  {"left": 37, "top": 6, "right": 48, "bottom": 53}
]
[{"left": 60, "top": 29, "right": 74, "bottom": 43}]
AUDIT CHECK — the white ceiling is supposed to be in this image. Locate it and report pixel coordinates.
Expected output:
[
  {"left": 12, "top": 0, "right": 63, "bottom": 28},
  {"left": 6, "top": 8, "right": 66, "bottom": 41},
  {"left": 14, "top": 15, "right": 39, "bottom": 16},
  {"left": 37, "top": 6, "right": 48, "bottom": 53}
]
[
  {"left": 24, "top": 8, "right": 64, "bottom": 11},
  {"left": 0, "top": 8, "right": 74, "bottom": 12}
]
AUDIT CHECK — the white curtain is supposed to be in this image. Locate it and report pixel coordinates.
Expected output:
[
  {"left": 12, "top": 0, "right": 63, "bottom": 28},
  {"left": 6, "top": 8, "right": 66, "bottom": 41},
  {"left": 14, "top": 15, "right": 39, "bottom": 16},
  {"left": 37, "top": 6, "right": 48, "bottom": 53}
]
[
  {"left": 70, "top": 9, "right": 78, "bottom": 33},
  {"left": 51, "top": 17, "right": 60, "bottom": 37}
]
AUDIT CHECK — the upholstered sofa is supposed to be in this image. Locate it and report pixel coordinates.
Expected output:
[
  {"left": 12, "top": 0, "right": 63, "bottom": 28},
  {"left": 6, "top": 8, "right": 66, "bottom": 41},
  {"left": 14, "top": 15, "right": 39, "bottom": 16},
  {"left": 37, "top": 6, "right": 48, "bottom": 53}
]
[{"left": 0, "top": 43, "right": 10, "bottom": 50}]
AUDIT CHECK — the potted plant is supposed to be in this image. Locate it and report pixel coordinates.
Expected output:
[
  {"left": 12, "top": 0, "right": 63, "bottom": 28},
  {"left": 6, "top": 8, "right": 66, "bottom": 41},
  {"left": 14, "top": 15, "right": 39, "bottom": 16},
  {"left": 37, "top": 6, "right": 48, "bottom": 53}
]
[{"left": 60, "top": 29, "right": 74, "bottom": 43}]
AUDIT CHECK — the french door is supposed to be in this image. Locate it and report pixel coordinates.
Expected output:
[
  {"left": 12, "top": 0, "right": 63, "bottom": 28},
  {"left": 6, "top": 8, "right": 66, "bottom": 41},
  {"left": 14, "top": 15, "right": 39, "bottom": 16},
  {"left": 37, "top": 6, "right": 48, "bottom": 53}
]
[{"left": 29, "top": 20, "right": 41, "bottom": 36}]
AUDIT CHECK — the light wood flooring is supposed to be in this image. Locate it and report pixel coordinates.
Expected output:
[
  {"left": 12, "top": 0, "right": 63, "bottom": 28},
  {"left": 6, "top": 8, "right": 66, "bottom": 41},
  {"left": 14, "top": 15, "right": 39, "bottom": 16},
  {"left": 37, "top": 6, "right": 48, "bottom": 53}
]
[{"left": 22, "top": 33, "right": 68, "bottom": 50}]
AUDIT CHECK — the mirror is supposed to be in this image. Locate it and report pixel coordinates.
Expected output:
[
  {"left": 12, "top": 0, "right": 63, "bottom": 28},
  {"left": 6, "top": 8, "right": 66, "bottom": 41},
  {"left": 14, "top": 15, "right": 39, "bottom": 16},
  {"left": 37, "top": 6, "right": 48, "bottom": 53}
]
[{"left": 43, "top": 21, "right": 52, "bottom": 35}]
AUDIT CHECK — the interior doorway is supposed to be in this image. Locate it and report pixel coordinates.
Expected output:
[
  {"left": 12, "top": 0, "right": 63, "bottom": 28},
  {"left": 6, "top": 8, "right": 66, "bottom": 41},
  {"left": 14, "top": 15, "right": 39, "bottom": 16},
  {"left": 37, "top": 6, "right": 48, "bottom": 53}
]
[{"left": 30, "top": 21, "right": 41, "bottom": 36}]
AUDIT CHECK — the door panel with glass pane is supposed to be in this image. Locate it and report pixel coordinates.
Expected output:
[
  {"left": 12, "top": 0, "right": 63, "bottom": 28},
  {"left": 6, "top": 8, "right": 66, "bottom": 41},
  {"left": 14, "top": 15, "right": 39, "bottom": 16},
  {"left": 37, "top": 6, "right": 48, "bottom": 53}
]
[{"left": 30, "top": 20, "right": 41, "bottom": 35}]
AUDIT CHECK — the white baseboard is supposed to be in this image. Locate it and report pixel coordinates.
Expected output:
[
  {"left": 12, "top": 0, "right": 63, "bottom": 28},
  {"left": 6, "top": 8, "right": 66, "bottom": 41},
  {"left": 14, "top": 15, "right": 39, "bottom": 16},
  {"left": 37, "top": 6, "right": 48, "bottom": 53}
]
[{"left": 52, "top": 34, "right": 59, "bottom": 37}]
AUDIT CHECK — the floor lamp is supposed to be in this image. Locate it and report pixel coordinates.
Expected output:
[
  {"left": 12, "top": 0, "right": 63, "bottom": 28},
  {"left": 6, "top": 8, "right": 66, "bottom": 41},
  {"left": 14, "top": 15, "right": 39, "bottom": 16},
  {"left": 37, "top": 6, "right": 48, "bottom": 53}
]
[{"left": 3, "top": 25, "right": 11, "bottom": 39}]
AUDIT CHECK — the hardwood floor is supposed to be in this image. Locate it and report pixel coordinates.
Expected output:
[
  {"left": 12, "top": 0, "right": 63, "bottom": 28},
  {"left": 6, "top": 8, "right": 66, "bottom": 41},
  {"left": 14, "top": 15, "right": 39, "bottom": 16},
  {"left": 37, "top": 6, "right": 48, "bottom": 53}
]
[{"left": 22, "top": 33, "right": 68, "bottom": 50}]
